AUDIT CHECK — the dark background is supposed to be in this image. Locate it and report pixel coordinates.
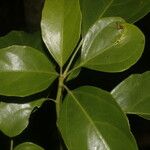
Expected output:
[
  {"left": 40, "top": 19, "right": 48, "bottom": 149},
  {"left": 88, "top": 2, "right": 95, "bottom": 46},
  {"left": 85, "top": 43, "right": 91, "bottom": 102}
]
[{"left": 0, "top": 0, "right": 150, "bottom": 150}]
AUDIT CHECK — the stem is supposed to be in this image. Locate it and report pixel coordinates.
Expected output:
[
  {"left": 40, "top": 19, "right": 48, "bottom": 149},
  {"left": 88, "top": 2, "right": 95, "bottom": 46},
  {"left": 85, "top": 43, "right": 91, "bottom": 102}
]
[
  {"left": 56, "top": 71, "right": 64, "bottom": 149},
  {"left": 63, "top": 85, "right": 71, "bottom": 94},
  {"left": 63, "top": 39, "right": 83, "bottom": 78},
  {"left": 48, "top": 98, "right": 57, "bottom": 103},
  {"left": 66, "top": 64, "right": 82, "bottom": 77},
  {"left": 55, "top": 40, "right": 83, "bottom": 118},
  {"left": 55, "top": 39, "right": 84, "bottom": 148},
  {"left": 56, "top": 74, "right": 64, "bottom": 119},
  {"left": 10, "top": 139, "right": 13, "bottom": 150}
]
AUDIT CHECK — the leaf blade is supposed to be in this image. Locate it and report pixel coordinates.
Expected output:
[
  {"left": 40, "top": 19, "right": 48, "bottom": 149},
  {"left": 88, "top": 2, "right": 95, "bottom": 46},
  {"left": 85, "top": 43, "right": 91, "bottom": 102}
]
[
  {"left": 14, "top": 142, "right": 44, "bottom": 150},
  {"left": 0, "top": 45, "right": 58, "bottom": 97},
  {"left": 111, "top": 71, "right": 150, "bottom": 120},
  {"left": 80, "top": 17, "right": 145, "bottom": 72},
  {"left": 58, "top": 86, "right": 138, "bottom": 150},
  {"left": 80, "top": 0, "right": 150, "bottom": 34},
  {"left": 0, "top": 31, "right": 44, "bottom": 52},
  {"left": 41, "top": 0, "right": 81, "bottom": 66},
  {"left": 0, "top": 99, "right": 46, "bottom": 137}
]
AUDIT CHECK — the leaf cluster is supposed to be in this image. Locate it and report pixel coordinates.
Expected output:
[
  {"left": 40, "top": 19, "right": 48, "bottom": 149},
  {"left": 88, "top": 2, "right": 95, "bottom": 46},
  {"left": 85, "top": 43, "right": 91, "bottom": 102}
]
[{"left": 0, "top": 0, "right": 150, "bottom": 149}]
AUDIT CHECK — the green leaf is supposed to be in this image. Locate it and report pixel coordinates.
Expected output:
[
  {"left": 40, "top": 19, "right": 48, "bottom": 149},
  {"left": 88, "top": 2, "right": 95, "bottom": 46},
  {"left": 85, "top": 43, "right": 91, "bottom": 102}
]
[
  {"left": 111, "top": 71, "right": 150, "bottom": 120},
  {"left": 0, "top": 45, "right": 58, "bottom": 97},
  {"left": 58, "top": 86, "right": 138, "bottom": 150},
  {"left": 41, "top": 0, "right": 81, "bottom": 66},
  {"left": 0, "top": 31, "right": 44, "bottom": 52},
  {"left": 80, "top": 0, "right": 150, "bottom": 35},
  {"left": 14, "top": 142, "right": 44, "bottom": 150},
  {"left": 0, "top": 99, "right": 46, "bottom": 137},
  {"left": 79, "top": 17, "right": 145, "bottom": 72}
]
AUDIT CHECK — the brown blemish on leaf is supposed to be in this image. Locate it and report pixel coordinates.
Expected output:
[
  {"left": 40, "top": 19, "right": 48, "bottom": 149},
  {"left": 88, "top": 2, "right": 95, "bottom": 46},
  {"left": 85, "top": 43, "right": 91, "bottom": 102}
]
[{"left": 116, "top": 22, "right": 124, "bottom": 30}]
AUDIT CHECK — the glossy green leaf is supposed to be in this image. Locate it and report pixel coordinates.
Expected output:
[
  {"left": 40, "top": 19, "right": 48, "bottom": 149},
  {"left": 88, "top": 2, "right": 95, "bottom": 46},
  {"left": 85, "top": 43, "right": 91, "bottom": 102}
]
[
  {"left": 58, "top": 86, "right": 138, "bottom": 150},
  {"left": 80, "top": 0, "right": 150, "bottom": 35},
  {"left": 111, "top": 71, "right": 150, "bottom": 120},
  {"left": 79, "top": 17, "right": 145, "bottom": 72},
  {"left": 0, "top": 99, "right": 46, "bottom": 137},
  {"left": 0, "top": 31, "right": 44, "bottom": 52},
  {"left": 14, "top": 142, "right": 44, "bottom": 150},
  {"left": 41, "top": 0, "right": 81, "bottom": 66},
  {"left": 0, "top": 45, "right": 58, "bottom": 97}
]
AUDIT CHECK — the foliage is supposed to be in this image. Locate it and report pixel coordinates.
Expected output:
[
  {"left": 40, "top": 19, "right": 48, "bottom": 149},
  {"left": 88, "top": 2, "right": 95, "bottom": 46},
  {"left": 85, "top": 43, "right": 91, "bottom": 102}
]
[{"left": 0, "top": 0, "right": 150, "bottom": 149}]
